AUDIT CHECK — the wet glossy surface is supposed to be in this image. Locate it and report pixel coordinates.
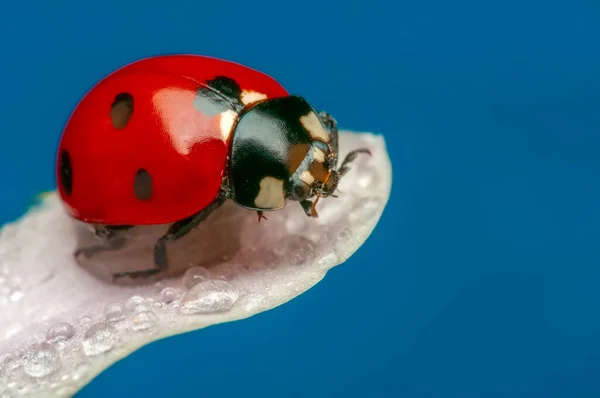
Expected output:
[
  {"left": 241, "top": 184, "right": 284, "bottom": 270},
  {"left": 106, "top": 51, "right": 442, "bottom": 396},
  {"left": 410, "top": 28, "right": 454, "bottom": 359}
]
[{"left": 57, "top": 55, "right": 289, "bottom": 225}]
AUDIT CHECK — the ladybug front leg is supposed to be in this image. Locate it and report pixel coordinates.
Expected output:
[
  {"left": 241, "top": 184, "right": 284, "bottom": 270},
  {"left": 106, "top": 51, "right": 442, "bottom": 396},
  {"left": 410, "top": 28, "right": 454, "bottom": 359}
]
[{"left": 112, "top": 197, "right": 226, "bottom": 281}]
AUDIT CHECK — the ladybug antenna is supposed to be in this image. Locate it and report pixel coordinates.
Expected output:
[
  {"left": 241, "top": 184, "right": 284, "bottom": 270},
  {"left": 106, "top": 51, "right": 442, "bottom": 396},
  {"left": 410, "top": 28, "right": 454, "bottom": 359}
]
[
  {"left": 337, "top": 148, "right": 372, "bottom": 176},
  {"left": 309, "top": 168, "right": 334, "bottom": 217}
]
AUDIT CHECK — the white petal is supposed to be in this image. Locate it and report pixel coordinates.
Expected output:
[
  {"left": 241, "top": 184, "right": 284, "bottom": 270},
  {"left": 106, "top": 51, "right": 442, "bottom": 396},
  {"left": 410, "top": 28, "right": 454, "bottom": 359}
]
[{"left": 0, "top": 130, "right": 392, "bottom": 397}]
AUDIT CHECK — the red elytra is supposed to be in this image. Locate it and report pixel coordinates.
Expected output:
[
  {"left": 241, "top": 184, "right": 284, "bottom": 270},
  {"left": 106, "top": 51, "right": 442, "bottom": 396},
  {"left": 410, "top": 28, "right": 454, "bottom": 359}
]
[{"left": 57, "top": 55, "right": 289, "bottom": 225}]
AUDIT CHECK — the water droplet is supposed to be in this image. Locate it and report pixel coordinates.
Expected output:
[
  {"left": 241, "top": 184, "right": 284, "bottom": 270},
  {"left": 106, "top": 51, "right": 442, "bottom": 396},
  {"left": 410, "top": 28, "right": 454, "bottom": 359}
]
[
  {"left": 182, "top": 266, "right": 210, "bottom": 289},
  {"left": 82, "top": 323, "right": 119, "bottom": 356},
  {"left": 125, "top": 295, "right": 145, "bottom": 311},
  {"left": 132, "top": 303, "right": 152, "bottom": 313},
  {"left": 285, "top": 215, "right": 308, "bottom": 234},
  {"left": 16, "top": 384, "right": 32, "bottom": 394},
  {"left": 316, "top": 251, "right": 338, "bottom": 270},
  {"left": 131, "top": 310, "right": 159, "bottom": 331},
  {"left": 4, "top": 323, "right": 22, "bottom": 339},
  {"left": 236, "top": 247, "right": 279, "bottom": 270},
  {"left": 21, "top": 342, "right": 61, "bottom": 378},
  {"left": 55, "top": 385, "right": 76, "bottom": 397},
  {"left": 337, "top": 228, "right": 353, "bottom": 242},
  {"left": 356, "top": 168, "right": 375, "bottom": 188},
  {"left": 180, "top": 280, "right": 238, "bottom": 315},
  {"left": 72, "top": 361, "right": 91, "bottom": 381},
  {"left": 349, "top": 197, "right": 382, "bottom": 223},
  {"left": 273, "top": 235, "right": 315, "bottom": 266},
  {"left": 8, "top": 288, "right": 23, "bottom": 302},
  {"left": 242, "top": 293, "right": 265, "bottom": 312},
  {"left": 211, "top": 267, "right": 237, "bottom": 281},
  {"left": 104, "top": 302, "right": 126, "bottom": 322},
  {"left": 46, "top": 322, "right": 75, "bottom": 346},
  {"left": 160, "top": 287, "right": 178, "bottom": 304}
]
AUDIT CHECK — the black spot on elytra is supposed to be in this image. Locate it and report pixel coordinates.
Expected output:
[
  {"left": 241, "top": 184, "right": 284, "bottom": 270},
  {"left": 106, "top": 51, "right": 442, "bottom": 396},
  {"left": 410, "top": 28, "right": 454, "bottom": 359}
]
[
  {"left": 59, "top": 150, "right": 73, "bottom": 196},
  {"left": 134, "top": 168, "right": 153, "bottom": 201},
  {"left": 207, "top": 76, "right": 242, "bottom": 100},
  {"left": 194, "top": 76, "right": 243, "bottom": 116},
  {"left": 110, "top": 92, "right": 134, "bottom": 129}
]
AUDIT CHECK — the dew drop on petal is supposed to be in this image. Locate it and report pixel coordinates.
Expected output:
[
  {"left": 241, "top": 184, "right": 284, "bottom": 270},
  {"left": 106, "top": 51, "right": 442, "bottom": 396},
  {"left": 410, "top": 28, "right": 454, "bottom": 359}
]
[
  {"left": 273, "top": 235, "right": 316, "bottom": 266},
  {"left": 356, "top": 167, "right": 375, "bottom": 188},
  {"left": 131, "top": 310, "right": 159, "bottom": 331},
  {"left": 179, "top": 280, "right": 238, "bottom": 315},
  {"left": 8, "top": 288, "right": 23, "bottom": 303},
  {"left": 4, "top": 323, "right": 23, "bottom": 340},
  {"left": 349, "top": 197, "right": 382, "bottom": 223},
  {"left": 21, "top": 342, "right": 61, "bottom": 378},
  {"left": 285, "top": 214, "right": 308, "bottom": 234},
  {"left": 72, "top": 361, "right": 91, "bottom": 381},
  {"left": 182, "top": 266, "right": 211, "bottom": 289},
  {"left": 211, "top": 267, "right": 237, "bottom": 281},
  {"left": 54, "top": 385, "right": 76, "bottom": 397},
  {"left": 46, "top": 322, "right": 75, "bottom": 346},
  {"left": 236, "top": 247, "right": 279, "bottom": 270},
  {"left": 104, "top": 302, "right": 126, "bottom": 322},
  {"left": 0, "top": 272, "right": 9, "bottom": 288},
  {"left": 82, "top": 323, "right": 119, "bottom": 356},
  {"left": 160, "top": 287, "right": 178, "bottom": 304},
  {"left": 125, "top": 296, "right": 145, "bottom": 311},
  {"left": 337, "top": 227, "right": 353, "bottom": 241}
]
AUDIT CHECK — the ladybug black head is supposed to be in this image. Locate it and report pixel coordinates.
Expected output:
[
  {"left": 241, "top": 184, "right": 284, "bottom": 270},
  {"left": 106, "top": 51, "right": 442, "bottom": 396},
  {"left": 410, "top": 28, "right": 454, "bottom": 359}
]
[{"left": 227, "top": 95, "right": 340, "bottom": 215}]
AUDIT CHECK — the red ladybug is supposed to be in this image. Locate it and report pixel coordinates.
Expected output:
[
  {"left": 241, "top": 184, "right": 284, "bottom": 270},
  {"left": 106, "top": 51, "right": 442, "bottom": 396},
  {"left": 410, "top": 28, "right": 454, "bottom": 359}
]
[{"left": 56, "top": 54, "right": 370, "bottom": 280}]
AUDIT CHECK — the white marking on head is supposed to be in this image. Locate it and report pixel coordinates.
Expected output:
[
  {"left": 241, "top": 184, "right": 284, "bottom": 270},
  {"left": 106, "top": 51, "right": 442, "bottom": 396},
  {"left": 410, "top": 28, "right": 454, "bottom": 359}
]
[
  {"left": 300, "top": 112, "right": 329, "bottom": 142},
  {"left": 241, "top": 90, "right": 268, "bottom": 105},
  {"left": 254, "top": 176, "right": 285, "bottom": 209},
  {"left": 299, "top": 171, "right": 315, "bottom": 185},
  {"left": 312, "top": 147, "right": 326, "bottom": 163},
  {"left": 219, "top": 110, "right": 237, "bottom": 141}
]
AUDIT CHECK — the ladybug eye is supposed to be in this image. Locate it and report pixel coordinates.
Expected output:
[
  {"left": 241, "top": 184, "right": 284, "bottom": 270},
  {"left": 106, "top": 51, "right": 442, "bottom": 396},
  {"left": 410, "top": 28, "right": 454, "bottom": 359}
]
[
  {"left": 110, "top": 92, "right": 134, "bottom": 129},
  {"left": 290, "top": 180, "right": 311, "bottom": 201}
]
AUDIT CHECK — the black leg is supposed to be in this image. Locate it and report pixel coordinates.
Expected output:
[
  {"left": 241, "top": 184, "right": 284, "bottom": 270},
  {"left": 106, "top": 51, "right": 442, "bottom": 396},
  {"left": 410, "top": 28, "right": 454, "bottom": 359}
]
[
  {"left": 74, "top": 225, "right": 134, "bottom": 259},
  {"left": 257, "top": 211, "right": 268, "bottom": 222},
  {"left": 112, "top": 197, "right": 226, "bottom": 281}
]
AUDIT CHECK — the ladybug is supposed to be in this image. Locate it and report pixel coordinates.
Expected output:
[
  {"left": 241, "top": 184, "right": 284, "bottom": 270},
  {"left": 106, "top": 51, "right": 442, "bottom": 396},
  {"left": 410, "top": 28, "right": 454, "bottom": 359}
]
[{"left": 56, "top": 54, "right": 370, "bottom": 280}]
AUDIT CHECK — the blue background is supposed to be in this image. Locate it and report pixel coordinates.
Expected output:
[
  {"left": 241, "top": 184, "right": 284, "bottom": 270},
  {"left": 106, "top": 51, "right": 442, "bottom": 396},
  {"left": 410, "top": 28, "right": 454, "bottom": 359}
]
[{"left": 1, "top": 0, "right": 599, "bottom": 396}]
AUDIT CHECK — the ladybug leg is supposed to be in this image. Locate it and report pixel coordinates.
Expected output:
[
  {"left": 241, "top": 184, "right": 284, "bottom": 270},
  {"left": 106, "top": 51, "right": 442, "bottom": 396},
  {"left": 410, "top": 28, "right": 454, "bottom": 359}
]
[
  {"left": 257, "top": 211, "right": 268, "bottom": 222},
  {"left": 112, "top": 197, "right": 226, "bottom": 281},
  {"left": 299, "top": 199, "right": 317, "bottom": 217},
  {"left": 74, "top": 225, "right": 133, "bottom": 259}
]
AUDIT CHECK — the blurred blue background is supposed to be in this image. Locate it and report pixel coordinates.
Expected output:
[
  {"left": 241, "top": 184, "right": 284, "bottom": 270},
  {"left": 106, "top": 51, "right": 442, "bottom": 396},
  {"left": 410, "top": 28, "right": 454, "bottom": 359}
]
[{"left": 1, "top": 0, "right": 599, "bottom": 396}]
